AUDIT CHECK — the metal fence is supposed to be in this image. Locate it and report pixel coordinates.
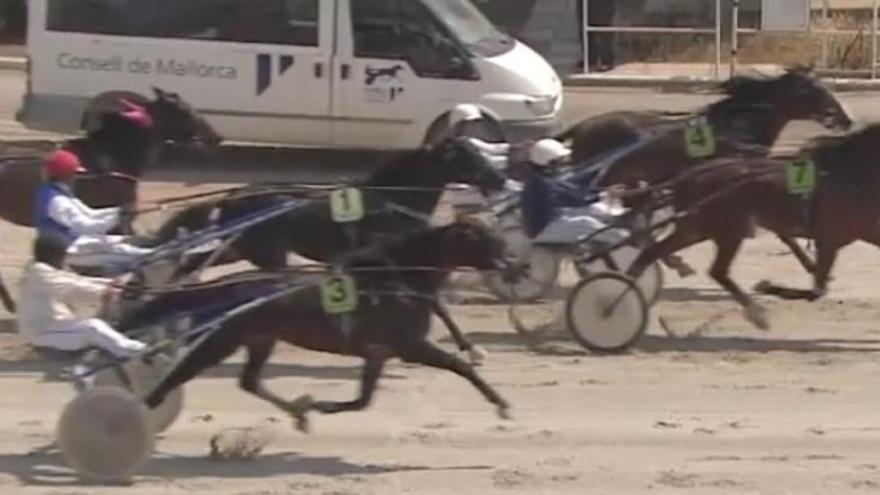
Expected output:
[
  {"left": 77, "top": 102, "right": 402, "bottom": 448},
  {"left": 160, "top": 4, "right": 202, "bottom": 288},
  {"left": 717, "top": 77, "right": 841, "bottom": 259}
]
[{"left": 579, "top": 0, "right": 880, "bottom": 80}]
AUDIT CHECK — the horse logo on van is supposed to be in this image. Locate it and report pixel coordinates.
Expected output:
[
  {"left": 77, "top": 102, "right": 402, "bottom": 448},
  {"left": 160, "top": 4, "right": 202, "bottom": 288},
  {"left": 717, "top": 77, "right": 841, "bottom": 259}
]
[
  {"left": 363, "top": 64, "right": 406, "bottom": 103},
  {"left": 365, "top": 65, "right": 404, "bottom": 86}
]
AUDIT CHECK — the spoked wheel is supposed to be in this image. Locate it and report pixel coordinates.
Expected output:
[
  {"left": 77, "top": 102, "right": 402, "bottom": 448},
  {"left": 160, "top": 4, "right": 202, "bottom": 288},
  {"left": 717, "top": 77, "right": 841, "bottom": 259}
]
[
  {"left": 93, "top": 355, "right": 184, "bottom": 433},
  {"left": 565, "top": 272, "right": 649, "bottom": 353},
  {"left": 58, "top": 387, "right": 154, "bottom": 483},
  {"left": 483, "top": 245, "right": 561, "bottom": 302},
  {"left": 575, "top": 245, "right": 664, "bottom": 306}
]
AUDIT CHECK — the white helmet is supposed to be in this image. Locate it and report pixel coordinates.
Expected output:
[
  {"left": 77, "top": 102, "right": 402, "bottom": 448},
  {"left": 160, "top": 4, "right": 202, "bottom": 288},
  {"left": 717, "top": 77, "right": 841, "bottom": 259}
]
[
  {"left": 529, "top": 138, "right": 572, "bottom": 166},
  {"left": 448, "top": 104, "right": 483, "bottom": 127}
]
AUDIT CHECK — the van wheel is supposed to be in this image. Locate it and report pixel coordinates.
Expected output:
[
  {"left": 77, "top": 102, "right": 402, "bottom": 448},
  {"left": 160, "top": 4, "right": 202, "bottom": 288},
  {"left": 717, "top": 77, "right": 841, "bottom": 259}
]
[
  {"left": 81, "top": 91, "right": 150, "bottom": 132},
  {"left": 423, "top": 112, "right": 507, "bottom": 146}
]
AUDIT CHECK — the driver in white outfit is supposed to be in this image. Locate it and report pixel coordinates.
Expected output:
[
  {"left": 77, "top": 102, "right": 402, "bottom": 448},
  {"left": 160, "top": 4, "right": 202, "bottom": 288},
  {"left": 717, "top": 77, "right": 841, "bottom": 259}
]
[{"left": 17, "top": 233, "right": 147, "bottom": 357}]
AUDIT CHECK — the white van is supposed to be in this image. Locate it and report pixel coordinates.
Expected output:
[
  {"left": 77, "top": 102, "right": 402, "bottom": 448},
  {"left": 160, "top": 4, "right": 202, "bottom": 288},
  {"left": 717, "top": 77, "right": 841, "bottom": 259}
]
[{"left": 18, "top": 0, "right": 563, "bottom": 150}]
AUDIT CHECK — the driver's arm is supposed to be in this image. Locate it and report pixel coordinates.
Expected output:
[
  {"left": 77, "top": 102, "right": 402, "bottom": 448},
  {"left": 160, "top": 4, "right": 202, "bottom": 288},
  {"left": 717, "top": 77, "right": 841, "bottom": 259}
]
[
  {"left": 44, "top": 266, "right": 114, "bottom": 307},
  {"left": 47, "top": 195, "right": 121, "bottom": 236}
]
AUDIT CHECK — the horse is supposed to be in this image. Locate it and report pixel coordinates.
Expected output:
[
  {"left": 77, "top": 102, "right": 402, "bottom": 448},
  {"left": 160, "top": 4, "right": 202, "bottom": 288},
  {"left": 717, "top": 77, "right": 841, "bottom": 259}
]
[
  {"left": 558, "top": 67, "right": 852, "bottom": 278},
  {"left": 624, "top": 123, "right": 880, "bottom": 330},
  {"left": 146, "top": 138, "right": 508, "bottom": 362},
  {"left": 558, "top": 67, "right": 853, "bottom": 172},
  {"left": 0, "top": 87, "right": 222, "bottom": 227},
  {"left": 120, "top": 221, "right": 513, "bottom": 431}
]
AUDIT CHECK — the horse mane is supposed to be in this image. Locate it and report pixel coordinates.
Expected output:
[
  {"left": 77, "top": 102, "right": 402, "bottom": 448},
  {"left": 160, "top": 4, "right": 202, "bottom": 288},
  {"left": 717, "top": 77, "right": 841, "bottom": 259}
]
[
  {"left": 716, "top": 66, "right": 814, "bottom": 104},
  {"left": 365, "top": 146, "right": 439, "bottom": 186},
  {"left": 805, "top": 123, "right": 880, "bottom": 174}
]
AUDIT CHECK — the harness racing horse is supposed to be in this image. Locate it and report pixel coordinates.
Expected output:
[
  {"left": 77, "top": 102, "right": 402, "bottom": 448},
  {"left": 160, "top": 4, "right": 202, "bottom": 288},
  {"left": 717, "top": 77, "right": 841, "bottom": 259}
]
[
  {"left": 148, "top": 138, "right": 508, "bottom": 362},
  {"left": 624, "top": 123, "right": 880, "bottom": 330},
  {"left": 122, "top": 221, "right": 512, "bottom": 430},
  {"left": 558, "top": 67, "right": 852, "bottom": 170},
  {"left": 562, "top": 67, "right": 853, "bottom": 277},
  {"left": 0, "top": 87, "right": 221, "bottom": 227}
]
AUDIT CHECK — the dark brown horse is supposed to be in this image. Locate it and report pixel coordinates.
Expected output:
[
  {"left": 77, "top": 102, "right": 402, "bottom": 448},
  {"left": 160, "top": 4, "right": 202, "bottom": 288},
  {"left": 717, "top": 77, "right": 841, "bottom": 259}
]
[
  {"left": 559, "top": 67, "right": 852, "bottom": 174},
  {"left": 625, "top": 123, "right": 880, "bottom": 329},
  {"left": 561, "top": 68, "right": 852, "bottom": 277},
  {"left": 121, "top": 221, "right": 512, "bottom": 430},
  {"left": 0, "top": 87, "right": 221, "bottom": 227},
  {"left": 143, "top": 138, "right": 507, "bottom": 363}
]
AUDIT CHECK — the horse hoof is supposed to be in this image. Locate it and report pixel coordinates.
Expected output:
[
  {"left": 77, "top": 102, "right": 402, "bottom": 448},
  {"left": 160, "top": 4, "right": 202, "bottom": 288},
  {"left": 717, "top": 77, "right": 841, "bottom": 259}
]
[
  {"left": 288, "top": 395, "right": 314, "bottom": 433},
  {"left": 744, "top": 304, "right": 770, "bottom": 331},
  {"left": 497, "top": 405, "right": 512, "bottom": 421},
  {"left": 467, "top": 346, "right": 488, "bottom": 366},
  {"left": 753, "top": 280, "right": 772, "bottom": 293},
  {"left": 293, "top": 414, "right": 311, "bottom": 434},
  {"left": 676, "top": 265, "right": 696, "bottom": 278}
]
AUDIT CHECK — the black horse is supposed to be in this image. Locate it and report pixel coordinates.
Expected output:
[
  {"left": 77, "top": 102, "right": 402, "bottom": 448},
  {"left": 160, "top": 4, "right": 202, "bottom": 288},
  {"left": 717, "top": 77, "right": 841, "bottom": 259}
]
[
  {"left": 122, "top": 221, "right": 512, "bottom": 430},
  {"left": 0, "top": 87, "right": 222, "bottom": 227},
  {"left": 146, "top": 138, "right": 508, "bottom": 362}
]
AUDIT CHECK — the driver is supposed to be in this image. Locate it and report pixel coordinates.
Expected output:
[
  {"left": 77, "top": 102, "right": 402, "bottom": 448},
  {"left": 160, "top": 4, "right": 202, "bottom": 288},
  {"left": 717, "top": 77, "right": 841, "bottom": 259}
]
[
  {"left": 521, "top": 138, "right": 628, "bottom": 246},
  {"left": 34, "top": 149, "right": 153, "bottom": 270},
  {"left": 17, "top": 233, "right": 147, "bottom": 357}
]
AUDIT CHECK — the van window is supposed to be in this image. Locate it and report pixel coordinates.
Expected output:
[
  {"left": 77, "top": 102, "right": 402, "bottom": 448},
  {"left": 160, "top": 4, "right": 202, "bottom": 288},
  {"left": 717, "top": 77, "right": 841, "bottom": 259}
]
[
  {"left": 46, "top": 0, "right": 320, "bottom": 47},
  {"left": 350, "top": 0, "right": 468, "bottom": 77}
]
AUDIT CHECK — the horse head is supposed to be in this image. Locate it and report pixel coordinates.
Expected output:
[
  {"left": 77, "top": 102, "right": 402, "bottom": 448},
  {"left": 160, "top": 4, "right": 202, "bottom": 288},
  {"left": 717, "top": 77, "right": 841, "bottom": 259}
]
[
  {"left": 778, "top": 66, "right": 852, "bottom": 131},
  {"left": 435, "top": 138, "right": 507, "bottom": 196},
  {"left": 385, "top": 220, "right": 508, "bottom": 273},
  {"left": 146, "top": 87, "right": 224, "bottom": 146},
  {"left": 720, "top": 67, "right": 852, "bottom": 133}
]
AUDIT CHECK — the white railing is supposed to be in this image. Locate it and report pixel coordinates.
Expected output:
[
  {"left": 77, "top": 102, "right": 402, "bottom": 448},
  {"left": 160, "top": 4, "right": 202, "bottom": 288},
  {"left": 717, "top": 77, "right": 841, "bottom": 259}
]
[{"left": 579, "top": 0, "right": 880, "bottom": 80}]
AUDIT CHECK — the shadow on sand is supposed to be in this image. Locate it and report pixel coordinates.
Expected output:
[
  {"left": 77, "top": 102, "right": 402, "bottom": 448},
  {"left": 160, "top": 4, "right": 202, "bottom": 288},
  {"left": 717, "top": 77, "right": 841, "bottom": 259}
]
[{"left": 0, "top": 443, "right": 492, "bottom": 488}]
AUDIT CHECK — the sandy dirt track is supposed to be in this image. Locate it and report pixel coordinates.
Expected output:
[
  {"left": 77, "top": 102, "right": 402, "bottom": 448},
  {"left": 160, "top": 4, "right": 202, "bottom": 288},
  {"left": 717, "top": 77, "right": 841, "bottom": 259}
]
[{"left": 0, "top": 178, "right": 879, "bottom": 495}]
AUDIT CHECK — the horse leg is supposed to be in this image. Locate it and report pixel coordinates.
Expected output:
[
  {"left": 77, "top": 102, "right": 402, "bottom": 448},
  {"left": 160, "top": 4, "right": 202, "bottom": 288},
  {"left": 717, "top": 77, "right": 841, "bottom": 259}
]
[
  {"left": 755, "top": 239, "right": 838, "bottom": 301},
  {"left": 776, "top": 234, "right": 816, "bottom": 273},
  {"left": 432, "top": 300, "right": 487, "bottom": 365},
  {"left": 661, "top": 254, "right": 696, "bottom": 278},
  {"left": 627, "top": 225, "right": 707, "bottom": 280},
  {"left": 707, "top": 235, "right": 770, "bottom": 330},
  {"left": 144, "top": 329, "right": 241, "bottom": 409},
  {"left": 238, "top": 338, "right": 298, "bottom": 413},
  {"left": 288, "top": 346, "right": 390, "bottom": 433},
  {"left": 0, "top": 271, "right": 16, "bottom": 313},
  {"left": 396, "top": 339, "right": 510, "bottom": 419}
]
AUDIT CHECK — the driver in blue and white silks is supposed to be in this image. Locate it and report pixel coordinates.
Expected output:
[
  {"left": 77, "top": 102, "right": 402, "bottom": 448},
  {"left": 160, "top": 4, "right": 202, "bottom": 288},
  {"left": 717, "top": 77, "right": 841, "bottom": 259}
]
[
  {"left": 34, "top": 150, "right": 153, "bottom": 271},
  {"left": 521, "top": 139, "right": 628, "bottom": 246}
]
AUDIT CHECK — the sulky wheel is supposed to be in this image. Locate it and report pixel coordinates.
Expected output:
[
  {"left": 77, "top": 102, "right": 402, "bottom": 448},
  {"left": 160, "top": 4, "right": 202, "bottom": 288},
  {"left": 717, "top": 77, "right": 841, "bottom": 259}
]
[
  {"left": 565, "top": 272, "right": 649, "bottom": 353},
  {"left": 483, "top": 244, "right": 561, "bottom": 302},
  {"left": 93, "top": 355, "right": 184, "bottom": 433},
  {"left": 58, "top": 387, "right": 154, "bottom": 483},
  {"left": 575, "top": 245, "right": 664, "bottom": 306}
]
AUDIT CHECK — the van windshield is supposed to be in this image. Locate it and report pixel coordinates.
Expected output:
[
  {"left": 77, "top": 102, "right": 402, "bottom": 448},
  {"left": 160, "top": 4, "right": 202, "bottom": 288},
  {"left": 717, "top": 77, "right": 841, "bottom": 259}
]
[{"left": 420, "top": 0, "right": 513, "bottom": 58}]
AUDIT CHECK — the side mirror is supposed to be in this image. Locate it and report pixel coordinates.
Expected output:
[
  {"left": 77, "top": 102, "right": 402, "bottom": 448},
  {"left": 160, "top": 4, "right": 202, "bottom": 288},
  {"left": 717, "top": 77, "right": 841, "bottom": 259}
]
[{"left": 445, "top": 55, "right": 477, "bottom": 80}]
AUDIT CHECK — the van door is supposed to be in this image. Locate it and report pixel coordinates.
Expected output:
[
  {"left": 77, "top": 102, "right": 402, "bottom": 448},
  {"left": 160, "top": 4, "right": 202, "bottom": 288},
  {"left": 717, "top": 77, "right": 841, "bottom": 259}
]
[
  {"left": 331, "top": 0, "right": 479, "bottom": 149},
  {"left": 202, "top": 0, "right": 335, "bottom": 146}
]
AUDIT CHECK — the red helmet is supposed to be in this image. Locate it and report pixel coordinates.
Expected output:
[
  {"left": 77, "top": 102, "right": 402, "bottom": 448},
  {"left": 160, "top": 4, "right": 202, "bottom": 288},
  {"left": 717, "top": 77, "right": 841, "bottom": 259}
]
[{"left": 44, "top": 150, "right": 84, "bottom": 180}]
